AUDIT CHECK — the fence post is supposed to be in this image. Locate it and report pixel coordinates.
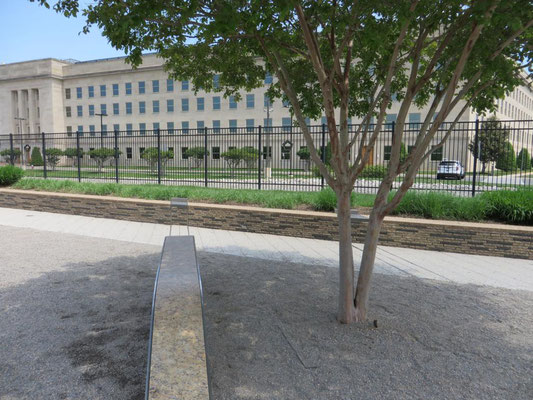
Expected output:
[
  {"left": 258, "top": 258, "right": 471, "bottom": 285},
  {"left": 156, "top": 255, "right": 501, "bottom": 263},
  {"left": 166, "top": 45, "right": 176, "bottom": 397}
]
[
  {"left": 321, "top": 123, "right": 326, "bottom": 189},
  {"left": 204, "top": 127, "right": 208, "bottom": 188},
  {"left": 41, "top": 131, "right": 47, "bottom": 179},
  {"left": 471, "top": 118, "right": 479, "bottom": 197},
  {"left": 76, "top": 131, "right": 82, "bottom": 182},
  {"left": 114, "top": 129, "right": 119, "bottom": 184},
  {"left": 258, "top": 125, "right": 262, "bottom": 190},
  {"left": 157, "top": 128, "right": 162, "bottom": 185},
  {"left": 9, "top": 133, "right": 14, "bottom": 166}
]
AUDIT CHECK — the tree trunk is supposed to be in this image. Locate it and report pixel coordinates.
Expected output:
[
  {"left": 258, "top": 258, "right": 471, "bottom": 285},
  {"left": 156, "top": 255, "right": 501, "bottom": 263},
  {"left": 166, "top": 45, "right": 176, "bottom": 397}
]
[
  {"left": 336, "top": 190, "right": 357, "bottom": 324},
  {"left": 353, "top": 209, "right": 385, "bottom": 321}
]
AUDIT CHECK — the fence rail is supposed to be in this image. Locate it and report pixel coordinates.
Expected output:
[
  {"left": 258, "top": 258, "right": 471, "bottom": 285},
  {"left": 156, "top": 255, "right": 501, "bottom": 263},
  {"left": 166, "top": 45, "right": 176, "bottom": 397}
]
[{"left": 1, "top": 120, "right": 532, "bottom": 195}]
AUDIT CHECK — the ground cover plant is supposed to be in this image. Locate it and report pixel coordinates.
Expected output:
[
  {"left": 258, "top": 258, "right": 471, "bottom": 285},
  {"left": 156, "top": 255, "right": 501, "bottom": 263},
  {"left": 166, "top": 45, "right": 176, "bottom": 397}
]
[{"left": 0, "top": 165, "right": 24, "bottom": 186}]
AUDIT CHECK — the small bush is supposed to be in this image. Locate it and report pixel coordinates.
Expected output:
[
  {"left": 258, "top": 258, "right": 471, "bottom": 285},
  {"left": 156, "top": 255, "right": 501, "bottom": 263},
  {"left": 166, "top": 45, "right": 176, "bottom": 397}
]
[
  {"left": 481, "top": 189, "right": 533, "bottom": 225},
  {"left": 496, "top": 142, "right": 516, "bottom": 172},
  {"left": 516, "top": 148, "right": 531, "bottom": 171},
  {"left": 360, "top": 165, "right": 387, "bottom": 179},
  {"left": 30, "top": 147, "right": 44, "bottom": 166},
  {"left": 0, "top": 165, "right": 24, "bottom": 186}
]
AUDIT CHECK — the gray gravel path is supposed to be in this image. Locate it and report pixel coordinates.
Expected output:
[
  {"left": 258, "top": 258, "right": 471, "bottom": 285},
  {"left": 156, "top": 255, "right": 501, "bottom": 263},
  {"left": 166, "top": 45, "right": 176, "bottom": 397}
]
[
  {"left": 0, "top": 225, "right": 159, "bottom": 400},
  {"left": 200, "top": 252, "right": 533, "bottom": 400}
]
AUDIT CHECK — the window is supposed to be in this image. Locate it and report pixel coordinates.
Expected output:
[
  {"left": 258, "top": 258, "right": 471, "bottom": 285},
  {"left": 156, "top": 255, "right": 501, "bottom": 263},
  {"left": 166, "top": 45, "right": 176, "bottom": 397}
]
[
  {"left": 229, "top": 119, "right": 237, "bottom": 133},
  {"left": 139, "top": 101, "right": 146, "bottom": 114},
  {"left": 246, "top": 119, "right": 254, "bottom": 132},
  {"left": 125, "top": 82, "right": 132, "bottom": 95},
  {"left": 386, "top": 113, "right": 397, "bottom": 125},
  {"left": 167, "top": 99, "right": 174, "bottom": 112},
  {"left": 408, "top": 145, "right": 415, "bottom": 154},
  {"left": 139, "top": 81, "right": 145, "bottom": 94},
  {"left": 264, "top": 94, "right": 272, "bottom": 108},
  {"left": 181, "top": 80, "right": 189, "bottom": 91},
  {"left": 229, "top": 96, "right": 237, "bottom": 109},
  {"left": 66, "top": 126, "right": 72, "bottom": 136},
  {"left": 265, "top": 72, "right": 273, "bottom": 84},
  {"left": 262, "top": 146, "right": 272, "bottom": 160},
  {"left": 197, "top": 97, "right": 204, "bottom": 111},
  {"left": 246, "top": 94, "right": 255, "bottom": 109},
  {"left": 181, "top": 121, "right": 189, "bottom": 134},
  {"left": 153, "top": 100, "right": 160, "bottom": 113},
  {"left": 139, "top": 123, "right": 146, "bottom": 135},
  {"left": 212, "top": 120, "right": 220, "bottom": 133},
  {"left": 167, "top": 79, "right": 174, "bottom": 92},
  {"left": 113, "top": 103, "right": 119, "bottom": 115},
  {"left": 76, "top": 87, "right": 82, "bottom": 99},
  {"left": 153, "top": 122, "right": 160, "bottom": 131},
  {"left": 152, "top": 80, "right": 159, "bottom": 93},
  {"left": 111, "top": 83, "right": 118, "bottom": 96},
  {"left": 282, "top": 117, "right": 292, "bottom": 132},
  {"left": 431, "top": 147, "right": 443, "bottom": 161},
  {"left": 384, "top": 145, "right": 392, "bottom": 161},
  {"left": 113, "top": 124, "right": 120, "bottom": 133},
  {"left": 264, "top": 118, "right": 272, "bottom": 132},
  {"left": 167, "top": 121, "right": 174, "bottom": 134},
  {"left": 212, "top": 96, "right": 221, "bottom": 110},
  {"left": 126, "top": 123, "right": 133, "bottom": 135},
  {"left": 66, "top": 106, "right": 72, "bottom": 117},
  {"left": 88, "top": 105, "right": 95, "bottom": 116},
  {"left": 182, "top": 98, "right": 189, "bottom": 112},
  {"left": 89, "top": 148, "right": 95, "bottom": 158},
  {"left": 197, "top": 121, "right": 205, "bottom": 130},
  {"left": 168, "top": 147, "right": 174, "bottom": 159},
  {"left": 212, "top": 146, "right": 220, "bottom": 160},
  {"left": 102, "top": 124, "right": 107, "bottom": 135},
  {"left": 139, "top": 147, "right": 145, "bottom": 157},
  {"left": 77, "top": 105, "right": 83, "bottom": 117},
  {"left": 100, "top": 104, "right": 107, "bottom": 115},
  {"left": 126, "top": 102, "right": 132, "bottom": 114},
  {"left": 85, "top": 87, "right": 93, "bottom": 99},
  {"left": 408, "top": 113, "right": 421, "bottom": 129},
  {"left": 283, "top": 99, "right": 290, "bottom": 108},
  {"left": 213, "top": 75, "right": 220, "bottom": 89},
  {"left": 281, "top": 145, "right": 291, "bottom": 160},
  {"left": 77, "top": 125, "right": 84, "bottom": 135},
  {"left": 126, "top": 147, "right": 132, "bottom": 159},
  {"left": 65, "top": 88, "right": 71, "bottom": 99},
  {"left": 89, "top": 125, "right": 96, "bottom": 136},
  {"left": 100, "top": 85, "right": 106, "bottom": 97},
  {"left": 182, "top": 147, "right": 189, "bottom": 159}
]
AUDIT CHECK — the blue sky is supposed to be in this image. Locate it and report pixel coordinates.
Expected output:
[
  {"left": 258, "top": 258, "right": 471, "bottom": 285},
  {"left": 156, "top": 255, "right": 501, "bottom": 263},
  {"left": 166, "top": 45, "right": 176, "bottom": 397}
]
[{"left": 0, "top": 1, "right": 126, "bottom": 64}]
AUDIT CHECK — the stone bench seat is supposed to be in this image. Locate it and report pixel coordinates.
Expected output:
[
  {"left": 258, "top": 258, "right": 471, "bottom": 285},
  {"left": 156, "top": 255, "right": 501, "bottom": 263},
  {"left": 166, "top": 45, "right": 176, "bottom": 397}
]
[{"left": 145, "top": 236, "right": 210, "bottom": 399}]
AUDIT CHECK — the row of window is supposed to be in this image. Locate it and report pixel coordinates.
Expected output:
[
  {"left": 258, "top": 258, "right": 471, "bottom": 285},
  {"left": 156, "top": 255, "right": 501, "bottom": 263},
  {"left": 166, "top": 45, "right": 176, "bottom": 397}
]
[
  {"left": 383, "top": 145, "right": 443, "bottom": 161},
  {"left": 65, "top": 94, "right": 267, "bottom": 117},
  {"left": 64, "top": 73, "right": 274, "bottom": 100}
]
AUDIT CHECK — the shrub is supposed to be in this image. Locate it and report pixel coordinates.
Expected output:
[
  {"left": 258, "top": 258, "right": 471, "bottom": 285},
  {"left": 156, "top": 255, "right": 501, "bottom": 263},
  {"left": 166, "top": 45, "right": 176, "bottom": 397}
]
[
  {"left": 481, "top": 189, "right": 533, "bottom": 225},
  {"left": 44, "top": 148, "right": 64, "bottom": 171},
  {"left": 30, "top": 147, "right": 44, "bottom": 166},
  {"left": 64, "top": 148, "right": 85, "bottom": 166},
  {"left": 141, "top": 147, "right": 174, "bottom": 173},
  {"left": 495, "top": 142, "right": 516, "bottom": 172},
  {"left": 87, "top": 148, "right": 120, "bottom": 172},
  {"left": 185, "top": 147, "right": 209, "bottom": 168},
  {"left": 0, "top": 148, "right": 22, "bottom": 164},
  {"left": 0, "top": 165, "right": 24, "bottom": 186},
  {"left": 360, "top": 165, "right": 387, "bottom": 179},
  {"left": 516, "top": 148, "right": 531, "bottom": 171}
]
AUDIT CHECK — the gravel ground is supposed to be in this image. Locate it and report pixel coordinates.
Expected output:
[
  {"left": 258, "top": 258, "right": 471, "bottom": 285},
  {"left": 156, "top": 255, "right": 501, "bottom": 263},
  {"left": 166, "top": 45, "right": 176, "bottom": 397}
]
[
  {"left": 200, "top": 252, "right": 533, "bottom": 400},
  {"left": 0, "top": 225, "right": 159, "bottom": 400}
]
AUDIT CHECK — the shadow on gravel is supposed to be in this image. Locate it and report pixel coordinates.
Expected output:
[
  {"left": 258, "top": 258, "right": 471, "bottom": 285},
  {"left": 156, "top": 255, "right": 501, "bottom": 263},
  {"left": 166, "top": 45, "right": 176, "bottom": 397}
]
[
  {"left": 0, "top": 253, "right": 158, "bottom": 400},
  {"left": 199, "top": 252, "right": 533, "bottom": 400}
]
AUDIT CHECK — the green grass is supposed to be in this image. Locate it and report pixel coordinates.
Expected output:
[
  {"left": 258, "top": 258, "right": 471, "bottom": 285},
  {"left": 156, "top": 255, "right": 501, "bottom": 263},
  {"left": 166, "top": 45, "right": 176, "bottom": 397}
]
[{"left": 11, "top": 178, "right": 376, "bottom": 212}]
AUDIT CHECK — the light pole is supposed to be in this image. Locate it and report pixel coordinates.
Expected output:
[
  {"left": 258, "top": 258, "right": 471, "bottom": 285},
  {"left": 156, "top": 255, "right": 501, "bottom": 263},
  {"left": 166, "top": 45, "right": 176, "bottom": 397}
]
[
  {"left": 14, "top": 117, "right": 26, "bottom": 166},
  {"left": 95, "top": 112, "right": 107, "bottom": 147},
  {"left": 264, "top": 97, "right": 273, "bottom": 179}
]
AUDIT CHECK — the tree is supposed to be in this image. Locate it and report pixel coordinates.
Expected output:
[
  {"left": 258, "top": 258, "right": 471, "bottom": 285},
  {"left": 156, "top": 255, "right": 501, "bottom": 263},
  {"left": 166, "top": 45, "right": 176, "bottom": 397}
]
[
  {"left": 241, "top": 147, "right": 260, "bottom": 169},
  {"left": 221, "top": 148, "right": 245, "bottom": 178},
  {"left": 0, "top": 149, "right": 21, "bottom": 165},
  {"left": 140, "top": 147, "right": 174, "bottom": 174},
  {"left": 38, "top": 0, "right": 533, "bottom": 323},
  {"left": 88, "top": 148, "right": 120, "bottom": 172},
  {"left": 517, "top": 148, "right": 532, "bottom": 171},
  {"left": 468, "top": 117, "right": 509, "bottom": 174},
  {"left": 44, "top": 148, "right": 63, "bottom": 171},
  {"left": 64, "top": 147, "right": 85, "bottom": 167},
  {"left": 30, "top": 147, "right": 44, "bottom": 166},
  {"left": 496, "top": 142, "right": 517, "bottom": 172},
  {"left": 185, "top": 147, "right": 209, "bottom": 168}
]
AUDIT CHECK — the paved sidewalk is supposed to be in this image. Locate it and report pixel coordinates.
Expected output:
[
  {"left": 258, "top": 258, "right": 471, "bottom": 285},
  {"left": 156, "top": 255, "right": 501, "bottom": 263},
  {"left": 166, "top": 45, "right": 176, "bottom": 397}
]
[{"left": 0, "top": 207, "right": 531, "bottom": 291}]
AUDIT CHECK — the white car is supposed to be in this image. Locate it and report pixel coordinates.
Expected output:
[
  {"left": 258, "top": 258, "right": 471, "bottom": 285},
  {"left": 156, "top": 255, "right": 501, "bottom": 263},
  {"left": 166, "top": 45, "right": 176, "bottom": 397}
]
[{"left": 436, "top": 160, "right": 465, "bottom": 180}]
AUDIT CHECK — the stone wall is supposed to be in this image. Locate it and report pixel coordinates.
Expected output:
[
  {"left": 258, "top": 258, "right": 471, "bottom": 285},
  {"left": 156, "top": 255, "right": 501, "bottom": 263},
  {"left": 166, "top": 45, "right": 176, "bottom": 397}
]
[{"left": 0, "top": 188, "right": 531, "bottom": 260}]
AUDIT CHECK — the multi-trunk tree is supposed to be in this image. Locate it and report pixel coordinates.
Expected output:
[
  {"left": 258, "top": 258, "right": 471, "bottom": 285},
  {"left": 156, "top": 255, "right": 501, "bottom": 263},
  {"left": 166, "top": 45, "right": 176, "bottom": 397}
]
[{"left": 37, "top": 0, "right": 533, "bottom": 323}]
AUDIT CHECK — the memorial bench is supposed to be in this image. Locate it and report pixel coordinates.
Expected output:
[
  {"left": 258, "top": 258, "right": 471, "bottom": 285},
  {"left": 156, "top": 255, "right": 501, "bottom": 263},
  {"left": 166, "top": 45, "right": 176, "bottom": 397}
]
[{"left": 145, "top": 236, "right": 211, "bottom": 399}]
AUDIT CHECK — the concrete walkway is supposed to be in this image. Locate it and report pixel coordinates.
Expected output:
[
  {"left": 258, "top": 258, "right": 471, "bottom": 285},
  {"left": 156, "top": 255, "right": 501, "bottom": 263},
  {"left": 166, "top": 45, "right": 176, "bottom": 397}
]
[{"left": 0, "top": 207, "right": 531, "bottom": 291}]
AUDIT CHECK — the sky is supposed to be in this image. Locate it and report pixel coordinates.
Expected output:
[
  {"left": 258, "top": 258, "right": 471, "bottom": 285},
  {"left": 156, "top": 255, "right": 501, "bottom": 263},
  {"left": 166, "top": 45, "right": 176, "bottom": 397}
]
[{"left": 0, "top": 1, "right": 126, "bottom": 64}]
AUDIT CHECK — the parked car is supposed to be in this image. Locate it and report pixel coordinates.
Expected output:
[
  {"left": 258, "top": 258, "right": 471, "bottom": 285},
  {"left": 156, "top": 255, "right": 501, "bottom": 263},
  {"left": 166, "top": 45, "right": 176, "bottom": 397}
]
[{"left": 436, "top": 160, "right": 465, "bottom": 180}]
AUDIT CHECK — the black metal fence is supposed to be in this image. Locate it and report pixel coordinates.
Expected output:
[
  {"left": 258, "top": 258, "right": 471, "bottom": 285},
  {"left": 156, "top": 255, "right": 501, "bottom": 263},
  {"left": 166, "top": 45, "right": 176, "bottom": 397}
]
[{"left": 1, "top": 119, "right": 532, "bottom": 196}]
